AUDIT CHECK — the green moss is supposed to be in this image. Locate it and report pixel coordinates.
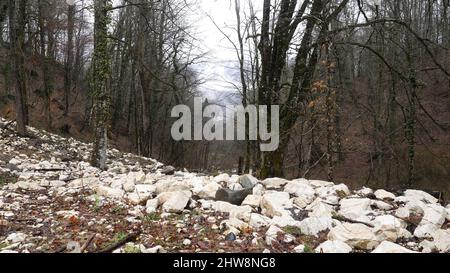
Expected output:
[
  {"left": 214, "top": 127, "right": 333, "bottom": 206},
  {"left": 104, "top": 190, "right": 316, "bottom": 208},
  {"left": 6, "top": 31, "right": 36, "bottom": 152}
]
[{"left": 282, "top": 226, "right": 303, "bottom": 236}]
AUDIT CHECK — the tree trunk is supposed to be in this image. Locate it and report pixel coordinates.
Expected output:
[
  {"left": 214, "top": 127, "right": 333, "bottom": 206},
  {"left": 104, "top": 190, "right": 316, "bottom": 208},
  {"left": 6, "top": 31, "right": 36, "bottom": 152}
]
[
  {"left": 10, "top": 0, "right": 28, "bottom": 136},
  {"left": 90, "top": 0, "right": 111, "bottom": 170},
  {"left": 64, "top": 3, "right": 75, "bottom": 116}
]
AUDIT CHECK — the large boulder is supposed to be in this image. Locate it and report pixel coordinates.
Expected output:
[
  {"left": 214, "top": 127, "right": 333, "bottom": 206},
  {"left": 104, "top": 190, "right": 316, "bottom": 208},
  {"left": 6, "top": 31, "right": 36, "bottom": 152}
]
[
  {"left": 372, "top": 215, "right": 409, "bottom": 242},
  {"left": 155, "top": 180, "right": 190, "bottom": 194},
  {"left": 265, "top": 225, "right": 284, "bottom": 246},
  {"left": 403, "top": 190, "right": 438, "bottom": 204},
  {"left": 298, "top": 217, "right": 333, "bottom": 236},
  {"left": 215, "top": 188, "right": 253, "bottom": 206},
  {"left": 261, "top": 178, "right": 288, "bottom": 190},
  {"left": 371, "top": 241, "right": 416, "bottom": 253},
  {"left": 374, "top": 189, "right": 396, "bottom": 201},
  {"left": 431, "top": 229, "right": 450, "bottom": 253},
  {"left": 261, "top": 191, "right": 292, "bottom": 217},
  {"left": 161, "top": 191, "right": 192, "bottom": 213},
  {"left": 328, "top": 223, "right": 379, "bottom": 250},
  {"left": 339, "top": 198, "right": 373, "bottom": 224},
  {"left": 198, "top": 182, "right": 220, "bottom": 199},
  {"left": 241, "top": 195, "right": 262, "bottom": 208},
  {"left": 284, "top": 181, "right": 315, "bottom": 201},
  {"left": 315, "top": 240, "right": 352, "bottom": 253},
  {"left": 211, "top": 201, "right": 252, "bottom": 222},
  {"left": 238, "top": 174, "right": 259, "bottom": 189},
  {"left": 420, "top": 204, "right": 447, "bottom": 227},
  {"left": 307, "top": 198, "right": 335, "bottom": 218},
  {"left": 249, "top": 213, "right": 272, "bottom": 229},
  {"left": 96, "top": 186, "right": 125, "bottom": 199}
]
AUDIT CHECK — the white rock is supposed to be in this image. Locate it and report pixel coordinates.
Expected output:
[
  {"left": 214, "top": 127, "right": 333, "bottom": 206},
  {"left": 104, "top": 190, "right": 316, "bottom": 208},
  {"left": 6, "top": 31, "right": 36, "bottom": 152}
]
[
  {"left": 307, "top": 198, "right": 335, "bottom": 218},
  {"left": 7, "top": 158, "right": 22, "bottom": 170},
  {"left": 249, "top": 213, "right": 272, "bottom": 229},
  {"left": 294, "top": 245, "right": 306, "bottom": 253},
  {"left": 142, "top": 245, "right": 165, "bottom": 253},
  {"left": 420, "top": 204, "right": 446, "bottom": 227},
  {"left": 293, "top": 196, "right": 313, "bottom": 209},
  {"left": 145, "top": 199, "right": 159, "bottom": 214},
  {"left": 198, "top": 182, "right": 220, "bottom": 199},
  {"left": 419, "top": 240, "right": 436, "bottom": 253},
  {"left": 252, "top": 184, "right": 265, "bottom": 196},
  {"left": 6, "top": 232, "right": 27, "bottom": 244},
  {"left": 371, "top": 200, "right": 393, "bottom": 211},
  {"left": 221, "top": 218, "right": 249, "bottom": 231},
  {"left": 328, "top": 223, "right": 379, "bottom": 250},
  {"left": 96, "top": 186, "right": 125, "bottom": 199},
  {"left": 213, "top": 173, "right": 230, "bottom": 184},
  {"left": 309, "top": 180, "right": 334, "bottom": 188},
  {"left": 127, "top": 192, "right": 152, "bottom": 205},
  {"left": 298, "top": 217, "right": 333, "bottom": 236},
  {"left": 371, "top": 241, "right": 416, "bottom": 253},
  {"left": 242, "top": 195, "right": 261, "bottom": 208},
  {"left": 413, "top": 223, "right": 438, "bottom": 238},
  {"left": 315, "top": 240, "right": 352, "bottom": 253},
  {"left": 271, "top": 214, "right": 300, "bottom": 228},
  {"left": 356, "top": 187, "right": 374, "bottom": 197},
  {"left": 238, "top": 174, "right": 259, "bottom": 189},
  {"left": 395, "top": 203, "right": 424, "bottom": 221},
  {"left": 265, "top": 225, "right": 283, "bottom": 246},
  {"left": 374, "top": 189, "right": 396, "bottom": 200},
  {"left": 372, "top": 215, "right": 407, "bottom": 242},
  {"left": 183, "top": 239, "right": 192, "bottom": 246},
  {"left": 129, "top": 171, "right": 146, "bottom": 184},
  {"left": 123, "top": 180, "right": 136, "bottom": 192},
  {"left": 211, "top": 201, "right": 252, "bottom": 222},
  {"left": 284, "top": 181, "right": 315, "bottom": 200},
  {"left": 162, "top": 191, "right": 192, "bottom": 213},
  {"left": 339, "top": 198, "right": 373, "bottom": 224},
  {"left": 261, "top": 178, "right": 288, "bottom": 190},
  {"left": 261, "top": 192, "right": 292, "bottom": 217},
  {"left": 333, "top": 184, "right": 351, "bottom": 197},
  {"left": 135, "top": 184, "right": 156, "bottom": 194},
  {"left": 155, "top": 180, "right": 190, "bottom": 194},
  {"left": 431, "top": 229, "right": 450, "bottom": 252},
  {"left": 403, "top": 190, "right": 438, "bottom": 204}
]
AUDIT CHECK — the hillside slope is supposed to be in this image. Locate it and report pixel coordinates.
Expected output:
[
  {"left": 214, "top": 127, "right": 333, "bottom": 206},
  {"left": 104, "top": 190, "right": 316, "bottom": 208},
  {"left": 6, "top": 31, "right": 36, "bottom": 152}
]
[{"left": 0, "top": 117, "right": 449, "bottom": 253}]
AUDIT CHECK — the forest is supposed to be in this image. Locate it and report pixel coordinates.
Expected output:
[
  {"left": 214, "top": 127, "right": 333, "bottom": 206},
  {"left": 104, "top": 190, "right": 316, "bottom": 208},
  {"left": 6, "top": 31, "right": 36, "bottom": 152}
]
[{"left": 1, "top": 0, "right": 449, "bottom": 195}]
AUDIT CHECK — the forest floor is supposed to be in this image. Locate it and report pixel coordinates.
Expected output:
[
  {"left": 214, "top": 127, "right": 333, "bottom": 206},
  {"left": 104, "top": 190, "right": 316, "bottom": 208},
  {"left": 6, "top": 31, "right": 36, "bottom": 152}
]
[{"left": 0, "top": 117, "right": 449, "bottom": 253}]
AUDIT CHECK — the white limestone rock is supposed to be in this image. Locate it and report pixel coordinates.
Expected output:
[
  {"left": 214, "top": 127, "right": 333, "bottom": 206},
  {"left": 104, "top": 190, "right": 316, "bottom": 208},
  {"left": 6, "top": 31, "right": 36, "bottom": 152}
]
[
  {"left": 298, "top": 217, "right": 333, "bottom": 236},
  {"left": 96, "top": 186, "right": 125, "bottom": 199},
  {"left": 431, "top": 229, "right": 450, "bottom": 253},
  {"left": 315, "top": 240, "right": 352, "bottom": 253},
  {"left": 328, "top": 223, "right": 379, "bottom": 250},
  {"left": 161, "top": 191, "right": 192, "bottom": 213},
  {"left": 249, "top": 213, "right": 272, "bottom": 229},
  {"left": 261, "top": 191, "right": 292, "bottom": 217},
  {"left": 374, "top": 189, "right": 396, "bottom": 200},
  {"left": 265, "top": 225, "right": 284, "bottom": 246},
  {"left": 241, "top": 195, "right": 262, "bottom": 208},
  {"left": 371, "top": 241, "right": 417, "bottom": 253},
  {"left": 261, "top": 178, "right": 288, "bottom": 190}
]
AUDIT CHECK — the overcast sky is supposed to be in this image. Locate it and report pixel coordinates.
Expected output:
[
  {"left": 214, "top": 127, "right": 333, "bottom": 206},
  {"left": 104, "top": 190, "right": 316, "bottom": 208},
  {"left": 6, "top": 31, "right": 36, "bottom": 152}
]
[
  {"left": 70, "top": 0, "right": 254, "bottom": 101},
  {"left": 190, "top": 0, "right": 245, "bottom": 101}
]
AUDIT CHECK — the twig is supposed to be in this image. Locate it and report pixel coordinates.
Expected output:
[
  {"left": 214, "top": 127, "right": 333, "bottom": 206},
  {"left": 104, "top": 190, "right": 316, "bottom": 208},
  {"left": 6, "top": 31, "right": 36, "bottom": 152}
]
[
  {"left": 332, "top": 215, "right": 375, "bottom": 228},
  {"left": 33, "top": 168, "right": 67, "bottom": 172},
  {"left": 81, "top": 234, "right": 96, "bottom": 253},
  {"left": 96, "top": 231, "right": 141, "bottom": 253}
]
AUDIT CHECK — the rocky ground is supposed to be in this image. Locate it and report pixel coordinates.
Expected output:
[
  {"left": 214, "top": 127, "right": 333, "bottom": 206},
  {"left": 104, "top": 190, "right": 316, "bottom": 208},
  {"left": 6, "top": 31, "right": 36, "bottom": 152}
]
[{"left": 0, "top": 117, "right": 449, "bottom": 253}]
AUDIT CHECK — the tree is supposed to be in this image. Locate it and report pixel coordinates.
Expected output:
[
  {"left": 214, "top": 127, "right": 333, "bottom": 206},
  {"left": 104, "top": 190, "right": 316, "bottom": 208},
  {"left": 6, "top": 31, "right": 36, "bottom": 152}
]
[
  {"left": 90, "top": 0, "right": 111, "bottom": 170},
  {"left": 10, "top": 0, "right": 29, "bottom": 136}
]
